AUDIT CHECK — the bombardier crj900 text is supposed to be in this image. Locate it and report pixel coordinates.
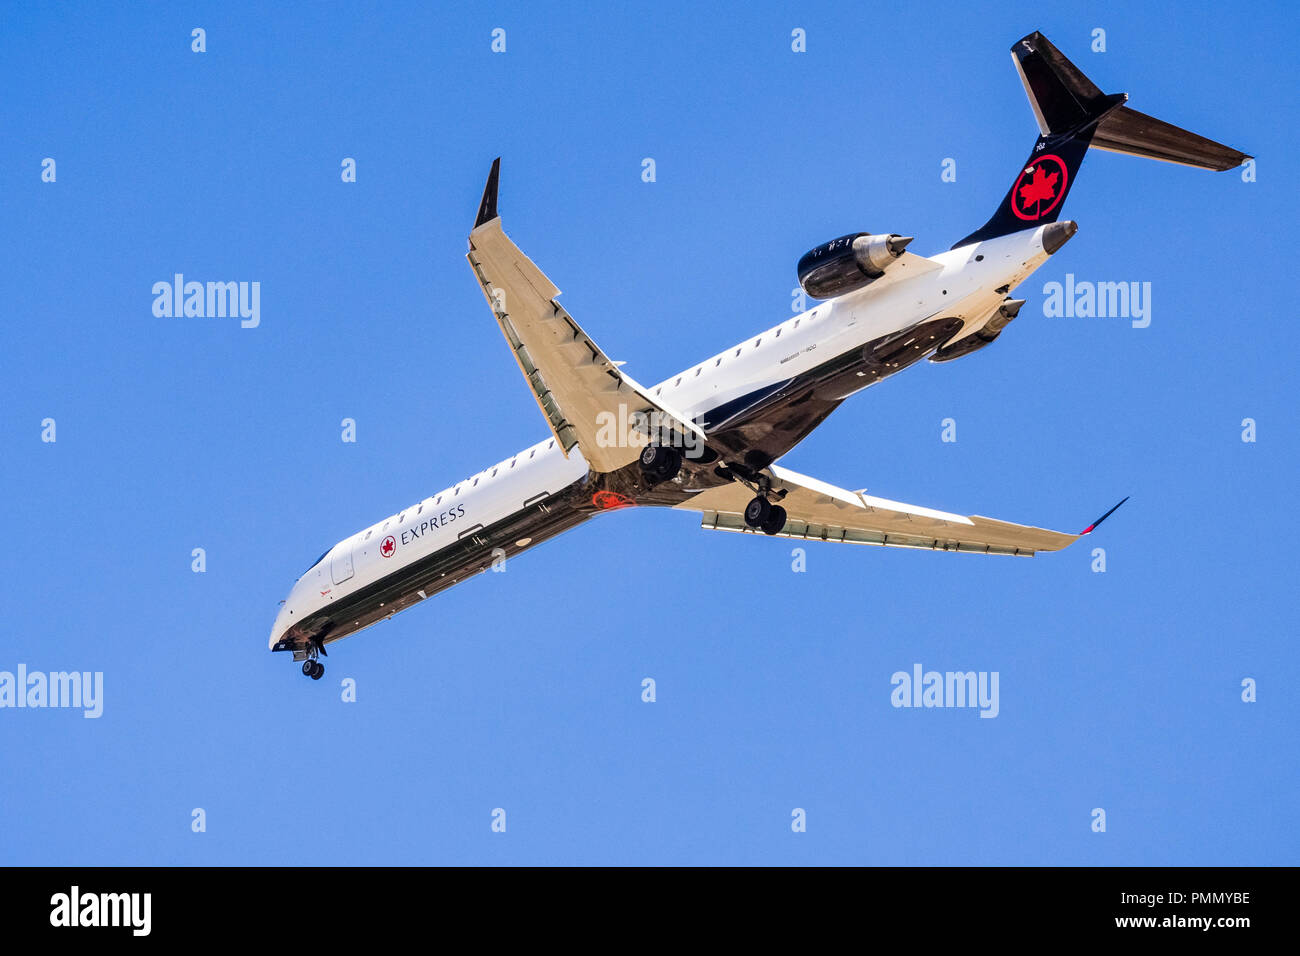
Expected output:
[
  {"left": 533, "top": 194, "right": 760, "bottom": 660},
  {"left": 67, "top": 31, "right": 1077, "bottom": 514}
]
[{"left": 270, "top": 33, "right": 1248, "bottom": 679}]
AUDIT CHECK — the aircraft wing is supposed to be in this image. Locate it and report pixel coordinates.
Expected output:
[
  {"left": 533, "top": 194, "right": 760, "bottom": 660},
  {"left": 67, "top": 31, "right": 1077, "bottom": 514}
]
[
  {"left": 465, "top": 159, "right": 705, "bottom": 474},
  {"left": 676, "top": 463, "right": 1125, "bottom": 556}
]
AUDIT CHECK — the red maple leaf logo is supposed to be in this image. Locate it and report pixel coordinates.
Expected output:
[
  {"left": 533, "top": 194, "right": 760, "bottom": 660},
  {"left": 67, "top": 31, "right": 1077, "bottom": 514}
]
[
  {"left": 591, "top": 490, "right": 635, "bottom": 511},
  {"left": 380, "top": 536, "right": 396, "bottom": 557},
  {"left": 1018, "top": 165, "right": 1059, "bottom": 213}
]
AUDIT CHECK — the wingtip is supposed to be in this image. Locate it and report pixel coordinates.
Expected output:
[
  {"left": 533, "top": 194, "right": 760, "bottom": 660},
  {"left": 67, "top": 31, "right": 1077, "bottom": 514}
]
[
  {"left": 1080, "top": 495, "right": 1129, "bottom": 535},
  {"left": 474, "top": 157, "right": 501, "bottom": 229}
]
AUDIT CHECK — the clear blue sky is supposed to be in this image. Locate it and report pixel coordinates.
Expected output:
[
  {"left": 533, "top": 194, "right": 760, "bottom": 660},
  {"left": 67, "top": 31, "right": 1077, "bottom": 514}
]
[{"left": 2, "top": 0, "right": 1295, "bottom": 865}]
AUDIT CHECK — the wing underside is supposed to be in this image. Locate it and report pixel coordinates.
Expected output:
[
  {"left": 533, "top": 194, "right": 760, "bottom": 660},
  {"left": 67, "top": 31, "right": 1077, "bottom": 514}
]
[
  {"left": 678, "top": 464, "right": 1096, "bottom": 556},
  {"left": 465, "top": 161, "right": 703, "bottom": 474}
]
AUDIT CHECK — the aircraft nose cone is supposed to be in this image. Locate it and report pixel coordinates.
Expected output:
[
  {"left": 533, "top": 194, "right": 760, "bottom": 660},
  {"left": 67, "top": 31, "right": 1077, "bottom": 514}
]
[{"left": 1042, "top": 220, "right": 1078, "bottom": 255}]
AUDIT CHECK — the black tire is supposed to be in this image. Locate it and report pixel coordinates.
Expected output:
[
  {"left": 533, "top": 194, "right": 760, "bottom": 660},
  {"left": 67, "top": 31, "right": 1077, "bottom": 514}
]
[
  {"left": 639, "top": 445, "right": 683, "bottom": 482},
  {"left": 661, "top": 447, "right": 682, "bottom": 479},
  {"left": 310, "top": 662, "right": 324, "bottom": 680},
  {"left": 761, "top": 505, "right": 787, "bottom": 535},
  {"left": 302, "top": 660, "right": 315, "bottom": 676},
  {"left": 744, "top": 496, "right": 771, "bottom": 529}
]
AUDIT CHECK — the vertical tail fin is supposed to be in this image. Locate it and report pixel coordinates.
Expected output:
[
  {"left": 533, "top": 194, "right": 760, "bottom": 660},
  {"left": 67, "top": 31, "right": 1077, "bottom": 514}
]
[{"left": 953, "top": 32, "right": 1250, "bottom": 249}]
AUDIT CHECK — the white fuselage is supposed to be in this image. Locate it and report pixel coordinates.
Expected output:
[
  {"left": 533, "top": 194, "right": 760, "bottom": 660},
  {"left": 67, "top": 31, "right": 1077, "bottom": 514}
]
[{"left": 268, "top": 224, "right": 1057, "bottom": 649}]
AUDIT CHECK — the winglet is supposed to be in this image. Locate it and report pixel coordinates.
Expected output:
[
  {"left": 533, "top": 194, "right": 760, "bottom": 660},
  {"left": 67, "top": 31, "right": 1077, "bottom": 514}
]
[
  {"left": 474, "top": 157, "right": 501, "bottom": 228},
  {"left": 1080, "top": 495, "right": 1129, "bottom": 535}
]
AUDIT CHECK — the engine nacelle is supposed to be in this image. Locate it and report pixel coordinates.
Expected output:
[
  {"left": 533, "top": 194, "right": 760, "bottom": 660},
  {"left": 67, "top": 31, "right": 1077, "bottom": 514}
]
[
  {"left": 797, "top": 232, "right": 913, "bottom": 299},
  {"left": 929, "top": 299, "right": 1025, "bottom": 363}
]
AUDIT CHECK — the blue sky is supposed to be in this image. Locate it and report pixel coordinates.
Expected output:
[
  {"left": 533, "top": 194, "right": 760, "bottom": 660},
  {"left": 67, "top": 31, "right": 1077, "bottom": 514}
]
[{"left": 2, "top": 0, "right": 1295, "bottom": 865}]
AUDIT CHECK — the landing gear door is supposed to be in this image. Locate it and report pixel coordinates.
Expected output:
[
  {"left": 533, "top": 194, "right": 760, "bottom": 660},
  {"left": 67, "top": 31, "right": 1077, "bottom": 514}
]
[{"left": 330, "top": 542, "right": 355, "bottom": 585}]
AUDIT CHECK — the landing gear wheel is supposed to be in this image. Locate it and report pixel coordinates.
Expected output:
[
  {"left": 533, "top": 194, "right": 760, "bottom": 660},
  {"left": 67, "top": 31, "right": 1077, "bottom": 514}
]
[
  {"left": 310, "top": 661, "right": 324, "bottom": 680},
  {"left": 302, "top": 660, "right": 315, "bottom": 677},
  {"left": 639, "top": 445, "right": 682, "bottom": 482},
  {"left": 760, "top": 505, "right": 787, "bottom": 536},
  {"left": 744, "top": 496, "right": 772, "bottom": 529}
]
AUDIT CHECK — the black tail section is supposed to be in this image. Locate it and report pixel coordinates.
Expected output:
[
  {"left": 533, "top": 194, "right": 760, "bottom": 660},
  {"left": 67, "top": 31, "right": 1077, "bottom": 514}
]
[
  {"left": 1013, "top": 30, "right": 1117, "bottom": 135},
  {"left": 953, "top": 32, "right": 1250, "bottom": 249},
  {"left": 953, "top": 123, "right": 1107, "bottom": 249}
]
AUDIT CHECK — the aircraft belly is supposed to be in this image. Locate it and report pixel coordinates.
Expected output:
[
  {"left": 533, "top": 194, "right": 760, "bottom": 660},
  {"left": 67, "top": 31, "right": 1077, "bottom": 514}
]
[
  {"left": 699, "top": 315, "right": 964, "bottom": 467},
  {"left": 280, "top": 474, "right": 592, "bottom": 651}
]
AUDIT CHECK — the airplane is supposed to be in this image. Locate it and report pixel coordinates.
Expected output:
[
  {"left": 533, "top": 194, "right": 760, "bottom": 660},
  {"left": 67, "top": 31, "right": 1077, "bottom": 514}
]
[{"left": 269, "top": 32, "right": 1248, "bottom": 679}]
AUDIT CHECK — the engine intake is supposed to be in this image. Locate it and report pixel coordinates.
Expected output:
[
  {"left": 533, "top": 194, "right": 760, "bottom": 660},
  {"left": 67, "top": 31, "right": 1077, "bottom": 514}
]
[{"left": 797, "top": 233, "right": 913, "bottom": 299}]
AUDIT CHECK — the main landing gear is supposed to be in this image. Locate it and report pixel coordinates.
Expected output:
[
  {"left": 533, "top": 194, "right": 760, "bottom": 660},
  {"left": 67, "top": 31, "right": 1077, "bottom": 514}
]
[
  {"left": 639, "top": 444, "right": 682, "bottom": 483},
  {"left": 729, "top": 470, "right": 787, "bottom": 535},
  {"left": 744, "top": 495, "right": 788, "bottom": 535}
]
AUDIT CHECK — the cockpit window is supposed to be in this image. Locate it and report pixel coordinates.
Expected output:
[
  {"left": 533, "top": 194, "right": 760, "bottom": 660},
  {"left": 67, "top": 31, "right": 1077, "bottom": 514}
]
[{"left": 304, "top": 549, "right": 329, "bottom": 574}]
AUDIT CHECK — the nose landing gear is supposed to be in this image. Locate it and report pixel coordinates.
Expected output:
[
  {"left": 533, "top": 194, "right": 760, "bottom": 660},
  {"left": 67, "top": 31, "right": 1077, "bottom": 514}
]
[{"left": 298, "top": 639, "right": 327, "bottom": 680}]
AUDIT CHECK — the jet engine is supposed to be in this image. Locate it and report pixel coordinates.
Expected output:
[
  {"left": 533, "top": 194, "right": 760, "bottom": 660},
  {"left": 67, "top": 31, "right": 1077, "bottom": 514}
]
[
  {"left": 930, "top": 299, "right": 1026, "bottom": 363},
  {"left": 797, "top": 232, "right": 913, "bottom": 299}
]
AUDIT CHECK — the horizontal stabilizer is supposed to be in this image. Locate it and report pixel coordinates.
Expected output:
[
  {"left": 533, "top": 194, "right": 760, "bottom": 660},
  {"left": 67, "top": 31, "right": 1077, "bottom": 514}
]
[
  {"left": 1090, "top": 107, "right": 1250, "bottom": 171},
  {"left": 1012, "top": 31, "right": 1250, "bottom": 170}
]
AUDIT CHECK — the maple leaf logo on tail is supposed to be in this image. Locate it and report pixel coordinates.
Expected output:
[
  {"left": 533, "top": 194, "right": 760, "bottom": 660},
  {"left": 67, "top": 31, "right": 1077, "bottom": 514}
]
[
  {"left": 1018, "top": 165, "right": 1059, "bottom": 214},
  {"left": 1006, "top": 153, "right": 1070, "bottom": 222}
]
